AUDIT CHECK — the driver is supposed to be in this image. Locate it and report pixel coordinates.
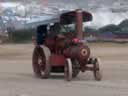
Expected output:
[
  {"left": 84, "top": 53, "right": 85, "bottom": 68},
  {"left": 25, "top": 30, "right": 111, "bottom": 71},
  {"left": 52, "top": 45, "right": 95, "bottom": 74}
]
[{"left": 36, "top": 25, "right": 48, "bottom": 45}]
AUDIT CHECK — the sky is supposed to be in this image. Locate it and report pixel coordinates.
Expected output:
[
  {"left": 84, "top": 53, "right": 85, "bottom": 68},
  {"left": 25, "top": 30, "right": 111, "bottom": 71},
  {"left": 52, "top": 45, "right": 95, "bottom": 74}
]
[{"left": 0, "top": 0, "right": 128, "bottom": 29}]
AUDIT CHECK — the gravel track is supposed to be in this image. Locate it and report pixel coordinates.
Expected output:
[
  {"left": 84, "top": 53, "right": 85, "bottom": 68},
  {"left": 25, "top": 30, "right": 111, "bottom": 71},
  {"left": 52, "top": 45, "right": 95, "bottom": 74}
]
[{"left": 0, "top": 43, "right": 128, "bottom": 96}]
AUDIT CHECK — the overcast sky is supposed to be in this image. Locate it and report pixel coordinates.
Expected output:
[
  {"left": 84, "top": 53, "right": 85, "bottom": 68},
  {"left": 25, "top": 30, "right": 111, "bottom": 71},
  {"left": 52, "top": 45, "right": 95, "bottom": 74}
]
[{"left": 0, "top": 0, "right": 128, "bottom": 28}]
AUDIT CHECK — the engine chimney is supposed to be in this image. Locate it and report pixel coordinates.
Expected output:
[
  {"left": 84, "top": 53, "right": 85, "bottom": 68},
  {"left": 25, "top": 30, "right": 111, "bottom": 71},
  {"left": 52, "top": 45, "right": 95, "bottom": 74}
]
[{"left": 76, "top": 9, "right": 83, "bottom": 39}]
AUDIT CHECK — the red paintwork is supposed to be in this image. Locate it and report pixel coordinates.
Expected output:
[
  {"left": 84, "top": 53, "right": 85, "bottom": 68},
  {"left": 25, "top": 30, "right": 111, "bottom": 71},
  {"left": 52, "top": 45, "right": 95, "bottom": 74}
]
[
  {"left": 33, "top": 9, "right": 93, "bottom": 73},
  {"left": 64, "top": 43, "right": 90, "bottom": 61},
  {"left": 44, "top": 38, "right": 56, "bottom": 53},
  {"left": 45, "top": 10, "right": 91, "bottom": 70},
  {"left": 49, "top": 54, "right": 66, "bottom": 66},
  {"left": 31, "top": 9, "right": 103, "bottom": 81},
  {"left": 72, "top": 38, "right": 80, "bottom": 43},
  {"left": 45, "top": 36, "right": 66, "bottom": 54}
]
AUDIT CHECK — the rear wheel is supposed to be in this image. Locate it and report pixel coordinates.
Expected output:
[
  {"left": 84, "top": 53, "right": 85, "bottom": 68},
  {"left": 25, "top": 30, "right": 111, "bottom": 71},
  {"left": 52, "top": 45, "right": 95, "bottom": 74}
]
[
  {"left": 93, "top": 58, "right": 102, "bottom": 81},
  {"left": 32, "top": 46, "right": 50, "bottom": 78},
  {"left": 64, "top": 58, "right": 72, "bottom": 81},
  {"left": 43, "top": 60, "right": 51, "bottom": 78}
]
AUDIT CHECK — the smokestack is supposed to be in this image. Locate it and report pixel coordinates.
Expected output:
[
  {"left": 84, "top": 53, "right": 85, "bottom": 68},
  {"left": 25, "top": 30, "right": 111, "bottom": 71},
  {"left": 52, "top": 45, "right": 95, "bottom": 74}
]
[{"left": 76, "top": 9, "right": 83, "bottom": 39}]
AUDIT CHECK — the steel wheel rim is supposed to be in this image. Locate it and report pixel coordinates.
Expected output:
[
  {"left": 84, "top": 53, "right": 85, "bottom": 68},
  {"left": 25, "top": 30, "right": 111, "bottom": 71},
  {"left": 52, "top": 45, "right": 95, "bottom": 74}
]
[
  {"left": 93, "top": 57, "right": 102, "bottom": 81},
  {"left": 64, "top": 58, "right": 72, "bottom": 81}
]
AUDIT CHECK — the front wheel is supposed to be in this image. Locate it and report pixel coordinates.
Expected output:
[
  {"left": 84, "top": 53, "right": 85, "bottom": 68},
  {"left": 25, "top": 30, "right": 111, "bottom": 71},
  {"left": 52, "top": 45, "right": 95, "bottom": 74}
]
[
  {"left": 64, "top": 58, "right": 72, "bottom": 81},
  {"left": 93, "top": 58, "right": 102, "bottom": 81},
  {"left": 72, "top": 59, "right": 80, "bottom": 78}
]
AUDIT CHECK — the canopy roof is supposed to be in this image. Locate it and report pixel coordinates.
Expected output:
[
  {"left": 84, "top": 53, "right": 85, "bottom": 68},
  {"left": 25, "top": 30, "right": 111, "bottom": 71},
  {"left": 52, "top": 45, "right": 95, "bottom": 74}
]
[
  {"left": 60, "top": 10, "right": 93, "bottom": 24},
  {"left": 26, "top": 9, "right": 93, "bottom": 27}
]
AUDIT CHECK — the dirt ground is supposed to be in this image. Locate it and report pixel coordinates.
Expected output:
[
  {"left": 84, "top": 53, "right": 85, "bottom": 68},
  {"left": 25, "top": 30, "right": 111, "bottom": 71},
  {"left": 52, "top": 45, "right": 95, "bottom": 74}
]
[{"left": 0, "top": 43, "right": 128, "bottom": 96}]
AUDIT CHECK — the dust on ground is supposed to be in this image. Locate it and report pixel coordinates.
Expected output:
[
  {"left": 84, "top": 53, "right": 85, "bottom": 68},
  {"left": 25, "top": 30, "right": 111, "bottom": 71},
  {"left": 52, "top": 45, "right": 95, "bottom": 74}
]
[{"left": 0, "top": 43, "right": 128, "bottom": 96}]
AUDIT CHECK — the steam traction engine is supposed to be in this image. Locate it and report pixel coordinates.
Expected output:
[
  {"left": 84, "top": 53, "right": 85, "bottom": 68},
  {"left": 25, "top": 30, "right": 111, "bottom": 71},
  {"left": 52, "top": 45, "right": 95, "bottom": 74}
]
[{"left": 32, "top": 9, "right": 102, "bottom": 81}]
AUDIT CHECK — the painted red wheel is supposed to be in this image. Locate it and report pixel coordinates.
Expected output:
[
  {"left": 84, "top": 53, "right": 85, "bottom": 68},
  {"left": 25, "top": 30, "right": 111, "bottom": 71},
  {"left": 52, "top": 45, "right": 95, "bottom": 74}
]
[
  {"left": 64, "top": 58, "right": 72, "bottom": 81},
  {"left": 93, "top": 58, "right": 102, "bottom": 81}
]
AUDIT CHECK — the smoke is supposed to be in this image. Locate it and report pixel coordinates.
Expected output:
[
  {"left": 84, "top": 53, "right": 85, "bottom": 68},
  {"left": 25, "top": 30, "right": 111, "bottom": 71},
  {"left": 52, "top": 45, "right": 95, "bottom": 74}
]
[{"left": 86, "top": 8, "right": 128, "bottom": 28}]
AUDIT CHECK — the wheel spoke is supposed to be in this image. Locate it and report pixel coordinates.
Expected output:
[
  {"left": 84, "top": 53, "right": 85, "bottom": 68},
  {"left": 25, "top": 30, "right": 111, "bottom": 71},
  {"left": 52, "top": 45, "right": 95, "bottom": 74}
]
[
  {"left": 32, "top": 46, "right": 49, "bottom": 78},
  {"left": 72, "top": 59, "right": 80, "bottom": 78}
]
